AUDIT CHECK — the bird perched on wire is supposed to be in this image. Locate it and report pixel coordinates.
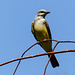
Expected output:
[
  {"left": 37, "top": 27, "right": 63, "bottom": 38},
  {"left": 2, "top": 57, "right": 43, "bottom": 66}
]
[{"left": 31, "top": 9, "right": 59, "bottom": 68}]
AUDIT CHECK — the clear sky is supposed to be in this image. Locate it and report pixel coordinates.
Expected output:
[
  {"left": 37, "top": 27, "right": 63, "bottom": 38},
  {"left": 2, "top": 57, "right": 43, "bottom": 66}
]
[{"left": 0, "top": 0, "right": 75, "bottom": 75}]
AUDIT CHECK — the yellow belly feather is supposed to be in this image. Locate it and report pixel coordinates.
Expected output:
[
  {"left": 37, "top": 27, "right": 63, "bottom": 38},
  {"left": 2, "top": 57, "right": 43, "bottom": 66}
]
[{"left": 34, "top": 24, "right": 52, "bottom": 52}]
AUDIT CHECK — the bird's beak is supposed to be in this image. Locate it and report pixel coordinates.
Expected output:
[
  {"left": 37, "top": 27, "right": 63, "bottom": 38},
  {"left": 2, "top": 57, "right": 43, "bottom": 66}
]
[{"left": 46, "top": 12, "right": 51, "bottom": 14}]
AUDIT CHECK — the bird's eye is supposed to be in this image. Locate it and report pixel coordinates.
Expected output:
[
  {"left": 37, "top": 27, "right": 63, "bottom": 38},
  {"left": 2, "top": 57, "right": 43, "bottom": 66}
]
[{"left": 39, "top": 11, "right": 44, "bottom": 13}]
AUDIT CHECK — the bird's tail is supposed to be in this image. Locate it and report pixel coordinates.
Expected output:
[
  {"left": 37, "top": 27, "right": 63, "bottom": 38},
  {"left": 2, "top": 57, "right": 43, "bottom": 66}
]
[{"left": 48, "top": 54, "right": 59, "bottom": 68}]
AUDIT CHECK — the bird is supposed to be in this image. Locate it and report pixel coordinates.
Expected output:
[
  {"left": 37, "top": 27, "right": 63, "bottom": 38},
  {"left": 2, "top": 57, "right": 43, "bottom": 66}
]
[{"left": 31, "top": 9, "right": 59, "bottom": 68}]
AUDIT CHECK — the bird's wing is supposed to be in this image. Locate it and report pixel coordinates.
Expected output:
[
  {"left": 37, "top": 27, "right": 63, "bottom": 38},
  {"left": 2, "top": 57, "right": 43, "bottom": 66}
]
[
  {"left": 31, "top": 21, "right": 38, "bottom": 40},
  {"left": 44, "top": 20, "right": 52, "bottom": 42},
  {"left": 31, "top": 21, "right": 34, "bottom": 34}
]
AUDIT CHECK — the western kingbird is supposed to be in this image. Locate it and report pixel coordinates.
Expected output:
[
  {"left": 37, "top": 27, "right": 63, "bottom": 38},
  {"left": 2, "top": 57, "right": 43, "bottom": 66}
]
[{"left": 31, "top": 9, "right": 59, "bottom": 68}]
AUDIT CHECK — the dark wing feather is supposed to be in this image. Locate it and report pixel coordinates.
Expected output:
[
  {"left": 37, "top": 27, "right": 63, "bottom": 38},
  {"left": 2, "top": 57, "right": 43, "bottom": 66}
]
[
  {"left": 31, "top": 21, "right": 34, "bottom": 34},
  {"left": 44, "top": 21, "right": 59, "bottom": 68},
  {"left": 44, "top": 20, "right": 52, "bottom": 43},
  {"left": 31, "top": 21, "right": 38, "bottom": 40}
]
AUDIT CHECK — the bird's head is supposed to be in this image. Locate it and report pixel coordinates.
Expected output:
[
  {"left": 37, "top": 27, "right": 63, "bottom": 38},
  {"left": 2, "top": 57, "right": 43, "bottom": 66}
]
[{"left": 37, "top": 9, "right": 50, "bottom": 18}]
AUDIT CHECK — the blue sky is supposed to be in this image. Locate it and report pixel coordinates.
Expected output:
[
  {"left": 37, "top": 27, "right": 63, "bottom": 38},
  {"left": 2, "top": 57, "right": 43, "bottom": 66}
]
[{"left": 0, "top": 0, "right": 75, "bottom": 75}]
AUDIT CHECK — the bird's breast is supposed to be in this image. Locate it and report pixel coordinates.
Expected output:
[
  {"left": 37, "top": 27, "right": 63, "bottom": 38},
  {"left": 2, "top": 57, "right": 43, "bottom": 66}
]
[
  {"left": 34, "top": 22, "right": 49, "bottom": 41},
  {"left": 34, "top": 19, "right": 52, "bottom": 52}
]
